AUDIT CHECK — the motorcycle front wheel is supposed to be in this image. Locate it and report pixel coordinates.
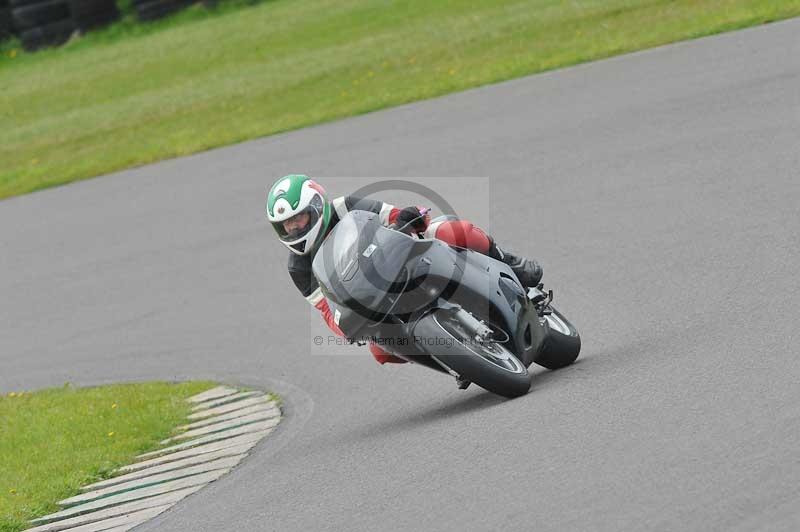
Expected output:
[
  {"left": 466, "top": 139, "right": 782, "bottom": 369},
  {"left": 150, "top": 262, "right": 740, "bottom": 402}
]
[{"left": 413, "top": 310, "right": 531, "bottom": 398}]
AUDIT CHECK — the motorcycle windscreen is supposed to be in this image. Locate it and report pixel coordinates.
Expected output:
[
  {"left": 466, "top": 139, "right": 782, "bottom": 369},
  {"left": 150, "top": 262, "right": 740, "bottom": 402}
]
[{"left": 312, "top": 211, "right": 419, "bottom": 318}]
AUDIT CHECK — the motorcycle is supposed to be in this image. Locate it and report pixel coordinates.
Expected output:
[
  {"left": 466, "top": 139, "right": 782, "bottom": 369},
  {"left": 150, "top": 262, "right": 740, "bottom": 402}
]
[{"left": 311, "top": 210, "right": 581, "bottom": 398}]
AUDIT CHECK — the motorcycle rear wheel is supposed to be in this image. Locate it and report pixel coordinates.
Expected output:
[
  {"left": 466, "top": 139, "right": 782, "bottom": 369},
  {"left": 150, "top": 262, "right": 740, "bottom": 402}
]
[{"left": 533, "top": 307, "right": 581, "bottom": 370}]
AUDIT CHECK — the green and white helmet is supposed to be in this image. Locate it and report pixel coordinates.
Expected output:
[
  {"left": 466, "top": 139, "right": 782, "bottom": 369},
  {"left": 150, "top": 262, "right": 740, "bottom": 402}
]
[{"left": 266, "top": 174, "right": 332, "bottom": 255}]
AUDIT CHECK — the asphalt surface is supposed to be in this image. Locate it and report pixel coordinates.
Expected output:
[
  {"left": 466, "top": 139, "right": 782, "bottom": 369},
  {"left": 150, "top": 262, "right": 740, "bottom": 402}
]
[{"left": 2, "top": 18, "right": 799, "bottom": 532}]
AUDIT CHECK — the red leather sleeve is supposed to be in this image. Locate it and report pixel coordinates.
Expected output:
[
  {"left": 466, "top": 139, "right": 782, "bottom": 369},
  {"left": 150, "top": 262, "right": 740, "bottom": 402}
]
[
  {"left": 314, "top": 298, "right": 345, "bottom": 337},
  {"left": 388, "top": 207, "right": 401, "bottom": 225}
]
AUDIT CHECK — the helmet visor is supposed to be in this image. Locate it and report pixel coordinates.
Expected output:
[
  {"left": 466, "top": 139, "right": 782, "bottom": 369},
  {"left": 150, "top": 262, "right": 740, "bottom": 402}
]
[{"left": 272, "top": 202, "right": 322, "bottom": 243}]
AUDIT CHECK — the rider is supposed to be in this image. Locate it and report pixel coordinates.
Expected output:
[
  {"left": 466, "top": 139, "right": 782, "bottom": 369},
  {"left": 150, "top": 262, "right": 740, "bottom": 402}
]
[{"left": 266, "top": 174, "right": 543, "bottom": 364}]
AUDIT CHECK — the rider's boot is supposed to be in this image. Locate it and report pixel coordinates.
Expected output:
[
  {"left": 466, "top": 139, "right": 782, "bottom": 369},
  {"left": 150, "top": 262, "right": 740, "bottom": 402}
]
[{"left": 488, "top": 240, "right": 543, "bottom": 288}]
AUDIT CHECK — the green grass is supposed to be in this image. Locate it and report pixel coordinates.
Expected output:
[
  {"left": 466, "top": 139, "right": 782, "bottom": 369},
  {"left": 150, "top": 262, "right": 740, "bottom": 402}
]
[
  {"left": 1, "top": 0, "right": 798, "bottom": 200},
  {"left": 0, "top": 381, "right": 216, "bottom": 532}
]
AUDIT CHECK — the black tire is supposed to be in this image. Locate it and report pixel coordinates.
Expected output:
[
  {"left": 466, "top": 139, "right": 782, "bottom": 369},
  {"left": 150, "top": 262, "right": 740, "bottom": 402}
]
[
  {"left": 533, "top": 307, "right": 581, "bottom": 370},
  {"left": 69, "top": 0, "right": 117, "bottom": 17},
  {"left": 19, "top": 16, "right": 74, "bottom": 50},
  {"left": 414, "top": 310, "right": 531, "bottom": 398},
  {"left": 9, "top": 0, "right": 49, "bottom": 8},
  {"left": 73, "top": 9, "right": 117, "bottom": 30},
  {"left": 11, "top": 0, "right": 70, "bottom": 31},
  {"left": 1, "top": 7, "right": 14, "bottom": 40},
  {"left": 134, "top": 0, "right": 192, "bottom": 22},
  {"left": 72, "top": 4, "right": 118, "bottom": 30}
]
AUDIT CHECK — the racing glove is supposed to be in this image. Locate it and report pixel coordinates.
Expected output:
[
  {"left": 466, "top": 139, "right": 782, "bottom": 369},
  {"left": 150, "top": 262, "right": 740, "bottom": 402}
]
[{"left": 395, "top": 206, "right": 430, "bottom": 234}]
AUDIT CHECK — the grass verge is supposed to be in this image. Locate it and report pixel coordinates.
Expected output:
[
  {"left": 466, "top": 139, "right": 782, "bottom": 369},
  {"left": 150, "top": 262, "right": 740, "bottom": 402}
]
[
  {"left": 0, "top": 381, "right": 216, "bottom": 532},
  {"left": 1, "top": 0, "right": 799, "bottom": 200}
]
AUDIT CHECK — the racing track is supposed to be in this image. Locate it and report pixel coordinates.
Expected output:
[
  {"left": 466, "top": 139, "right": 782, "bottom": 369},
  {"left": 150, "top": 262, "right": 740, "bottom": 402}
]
[{"left": 1, "top": 18, "right": 799, "bottom": 532}]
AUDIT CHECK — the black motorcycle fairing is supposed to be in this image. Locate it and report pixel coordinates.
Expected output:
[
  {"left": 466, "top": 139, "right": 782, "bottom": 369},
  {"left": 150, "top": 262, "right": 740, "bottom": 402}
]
[
  {"left": 313, "top": 211, "right": 431, "bottom": 339},
  {"left": 314, "top": 213, "right": 407, "bottom": 303},
  {"left": 312, "top": 210, "right": 546, "bottom": 367}
]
